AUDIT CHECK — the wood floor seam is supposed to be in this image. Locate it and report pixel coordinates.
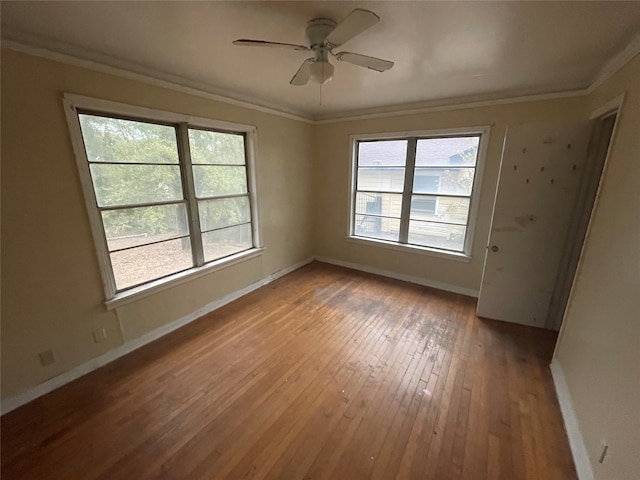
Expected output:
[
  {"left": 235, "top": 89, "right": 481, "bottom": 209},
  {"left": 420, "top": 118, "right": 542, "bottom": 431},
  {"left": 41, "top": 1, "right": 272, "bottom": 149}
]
[{"left": 1, "top": 262, "right": 577, "bottom": 480}]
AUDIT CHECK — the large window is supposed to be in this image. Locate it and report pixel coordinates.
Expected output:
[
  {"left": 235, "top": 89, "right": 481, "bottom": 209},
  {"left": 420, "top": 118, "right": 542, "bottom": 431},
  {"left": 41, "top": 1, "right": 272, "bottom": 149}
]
[
  {"left": 65, "top": 95, "right": 259, "bottom": 305},
  {"left": 350, "top": 128, "right": 488, "bottom": 257}
]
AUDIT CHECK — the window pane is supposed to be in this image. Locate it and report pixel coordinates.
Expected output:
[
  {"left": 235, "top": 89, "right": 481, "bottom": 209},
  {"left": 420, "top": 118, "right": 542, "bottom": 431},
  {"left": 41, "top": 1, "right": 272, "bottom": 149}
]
[
  {"left": 355, "top": 192, "right": 402, "bottom": 218},
  {"left": 90, "top": 164, "right": 183, "bottom": 207},
  {"left": 193, "top": 165, "right": 248, "bottom": 198},
  {"left": 410, "top": 195, "right": 470, "bottom": 225},
  {"left": 408, "top": 220, "right": 466, "bottom": 251},
  {"left": 101, "top": 203, "right": 189, "bottom": 251},
  {"left": 79, "top": 114, "right": 178, "bottom": 164},
  {"left": 202, "top": 223, "right": 253, "bottom": 262},
  {"left": 354, "top": 214, "right": 400, "bottom": 242},
  {"left": 198, "top": 197, "right": 251, "bottom": 232},
  {"left": 111, "top": 238, "right": 193, "bottom": 290},
  {"left": 358, "top": 140, "right": 408, "bottom": 167},
  {"left": 413, "top": 168, "right": 475, "bottom": 196},
  {"left": 188, "top": 129, "right": 245, "bottom": 165},
  {"left": 416, "top": 137, "right": 479, "bottom": 166},
  {"left": 357, "top": 167, "right": 405, "bottom": 192}
]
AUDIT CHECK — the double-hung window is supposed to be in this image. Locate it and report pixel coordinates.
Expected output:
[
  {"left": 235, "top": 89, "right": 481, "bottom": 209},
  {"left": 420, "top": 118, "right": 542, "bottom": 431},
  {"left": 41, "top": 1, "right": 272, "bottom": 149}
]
[
  {"left": 350, "top": 127, "right": 488, "bottom": 257},
  {"left": 64, "top": 94, "right": 260, "bottom": 305}
]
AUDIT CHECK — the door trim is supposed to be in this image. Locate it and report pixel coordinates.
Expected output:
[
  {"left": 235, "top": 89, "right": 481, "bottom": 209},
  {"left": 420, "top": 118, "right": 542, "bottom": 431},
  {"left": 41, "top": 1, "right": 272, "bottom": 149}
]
[
  {"left": 589, "top": 93, "right": 625, "bottom": 120},
  {"left": 551, "top": 94, "right": 625, "bottom": 334}
]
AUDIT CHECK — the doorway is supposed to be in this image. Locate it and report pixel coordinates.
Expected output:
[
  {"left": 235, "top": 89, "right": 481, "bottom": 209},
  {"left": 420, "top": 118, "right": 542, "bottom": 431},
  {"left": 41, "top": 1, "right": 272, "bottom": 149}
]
[
  {"left": 546, "top": 105, "right": 620, "bottom": 330},
  {"left": 477, "top": 98, "right": 622, "bottom": 330}
]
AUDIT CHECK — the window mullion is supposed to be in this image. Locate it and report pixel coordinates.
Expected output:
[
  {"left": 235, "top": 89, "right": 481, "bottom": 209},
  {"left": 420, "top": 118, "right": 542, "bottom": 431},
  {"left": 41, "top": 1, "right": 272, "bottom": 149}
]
[
  {"left": 177, "top": 123, "right": 205, "bottom": 267},
  {"left": 399, "top": 137, "right": 417, "bottom": 243}
]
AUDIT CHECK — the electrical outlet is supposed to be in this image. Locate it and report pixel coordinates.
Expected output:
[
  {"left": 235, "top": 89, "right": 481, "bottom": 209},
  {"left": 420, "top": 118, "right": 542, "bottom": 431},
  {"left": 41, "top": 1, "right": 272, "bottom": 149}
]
[
  {"left": 38, "top": 350, "right": 56, "bottom": 367},
  {"left": 93, "top": 327, "right": 108, "bottom": 344}
]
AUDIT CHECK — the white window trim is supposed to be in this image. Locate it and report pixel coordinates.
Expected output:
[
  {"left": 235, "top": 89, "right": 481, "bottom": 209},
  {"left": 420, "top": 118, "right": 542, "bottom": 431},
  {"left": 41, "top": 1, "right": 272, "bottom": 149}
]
[
  {"left": 104, "top": 248, "right": 263, "bottom": 310},
  {"left": 347, "top": 126, "right": 490, "bottom": 259},
  {"left": 63, "top": 93, "right": 263, "bottom": 307},
  {"left": 345, "top": 236, "right": 471, "bottom": 263}
]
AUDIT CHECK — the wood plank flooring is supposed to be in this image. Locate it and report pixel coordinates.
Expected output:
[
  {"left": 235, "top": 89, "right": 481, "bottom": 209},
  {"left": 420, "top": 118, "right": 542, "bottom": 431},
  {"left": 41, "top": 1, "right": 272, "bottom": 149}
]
[{"left": 1, "top": 262, "right": 577, "bottom": 480}]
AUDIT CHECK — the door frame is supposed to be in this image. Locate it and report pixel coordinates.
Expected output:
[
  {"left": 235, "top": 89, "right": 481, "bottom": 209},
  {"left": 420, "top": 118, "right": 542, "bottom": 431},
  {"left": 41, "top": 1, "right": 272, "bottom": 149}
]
[{"left": 548, "top": 93, "right": 625, "bottom": 332}]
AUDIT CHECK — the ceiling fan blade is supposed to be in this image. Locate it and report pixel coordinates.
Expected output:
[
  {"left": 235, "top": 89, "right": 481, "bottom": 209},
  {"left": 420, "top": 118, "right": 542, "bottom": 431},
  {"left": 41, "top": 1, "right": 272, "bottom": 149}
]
[
  {"left": 326, "top": 9, "right": 380, "bottom": 47},
  {"left": 233, "top": 39, "right": 309, "bottom": 51},
  {"left": 290, "top": 58, "right": 313, "bottom": 86},
  {"left": 335, "top": 52, "right": 394, "bottom": 72}
]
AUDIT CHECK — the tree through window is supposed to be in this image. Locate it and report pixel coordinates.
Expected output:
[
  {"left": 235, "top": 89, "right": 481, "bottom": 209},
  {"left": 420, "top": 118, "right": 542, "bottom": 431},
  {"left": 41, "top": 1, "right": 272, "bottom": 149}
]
[{"left": 76, "top": 112, "right": 256, "bottom": 294}]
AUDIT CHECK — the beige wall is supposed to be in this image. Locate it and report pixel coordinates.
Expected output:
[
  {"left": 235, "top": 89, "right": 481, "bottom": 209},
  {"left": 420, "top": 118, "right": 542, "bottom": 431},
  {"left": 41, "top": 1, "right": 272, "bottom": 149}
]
[
  {"left": 313, "top": 97, "right": 587, "bottom": 293},
  {"left": 1, "top": 49, "right": 314, "bottom": 399},
  {"left": 554, "top": 54, "right": 640, "bottom": 480},
  {"left": 2, "top": 47, "right": 639, "bottom": 480}
]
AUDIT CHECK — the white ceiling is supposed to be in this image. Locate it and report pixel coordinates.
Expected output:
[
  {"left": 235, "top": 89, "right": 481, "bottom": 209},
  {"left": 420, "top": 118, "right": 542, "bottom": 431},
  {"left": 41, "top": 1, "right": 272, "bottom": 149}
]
[{"left": 2, "top": 1, "right": 640, "bottom": 120}]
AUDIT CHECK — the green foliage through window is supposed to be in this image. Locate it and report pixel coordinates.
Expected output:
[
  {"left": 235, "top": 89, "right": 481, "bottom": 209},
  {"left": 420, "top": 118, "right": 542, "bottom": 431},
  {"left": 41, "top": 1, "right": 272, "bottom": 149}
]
[{"left": 77, "top": 113, "right": 254, "bottom": 291}]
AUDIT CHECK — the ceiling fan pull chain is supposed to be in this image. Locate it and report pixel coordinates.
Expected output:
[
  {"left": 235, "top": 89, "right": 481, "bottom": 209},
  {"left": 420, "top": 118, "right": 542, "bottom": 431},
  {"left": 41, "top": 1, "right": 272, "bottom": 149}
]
[{"left": 319, "top": 62, "right": 323, "bottom": 106}]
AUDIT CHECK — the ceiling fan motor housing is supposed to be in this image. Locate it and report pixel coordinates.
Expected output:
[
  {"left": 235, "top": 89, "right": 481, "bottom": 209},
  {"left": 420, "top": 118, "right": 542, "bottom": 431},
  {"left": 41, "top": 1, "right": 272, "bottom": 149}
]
[
  {"left": 305, "top": 18, "right": 337, "bottom": 47},
  {"left": 233, "top": 9, "right": 393, "bottom": 86}
]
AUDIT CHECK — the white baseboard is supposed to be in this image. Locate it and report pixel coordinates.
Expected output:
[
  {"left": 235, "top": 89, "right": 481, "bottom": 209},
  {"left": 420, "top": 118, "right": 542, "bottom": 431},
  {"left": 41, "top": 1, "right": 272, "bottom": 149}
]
[
  {"left": 314, "top": 256, "right": 479, "bottom": 298},
  {"left": 2, "top": 256, "right": 473, "bottom": 414},
  {"left": 1, "top": 256, "right": 315, "bottom": 415},
  {"left": 550, "top": 359, "right": 594, "bottom": 480}
]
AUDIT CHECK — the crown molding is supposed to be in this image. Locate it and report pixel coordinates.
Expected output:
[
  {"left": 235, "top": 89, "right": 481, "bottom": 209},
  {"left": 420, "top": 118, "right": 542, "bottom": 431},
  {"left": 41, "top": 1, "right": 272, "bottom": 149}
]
[
  {"left": 587, "top": 31, "right": 640, "bottom": 95},
  {"left": 313, "top": 88, "right": 588, "bottom": 124},
  {"left": 329, "top": 33, "right": 640, "bottom": 123},
  {"left": 3, "top": 27, "right": 639, "bottom": 125},
  {"left": 1, "top": 36, "right": 315, "bottom": 124}
]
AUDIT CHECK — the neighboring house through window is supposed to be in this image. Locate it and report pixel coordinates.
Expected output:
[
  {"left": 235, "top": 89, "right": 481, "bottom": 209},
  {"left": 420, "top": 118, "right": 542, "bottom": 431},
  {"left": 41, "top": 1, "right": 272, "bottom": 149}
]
[{"left": 350, "top": 127, "right": 489, "bottom": 257}]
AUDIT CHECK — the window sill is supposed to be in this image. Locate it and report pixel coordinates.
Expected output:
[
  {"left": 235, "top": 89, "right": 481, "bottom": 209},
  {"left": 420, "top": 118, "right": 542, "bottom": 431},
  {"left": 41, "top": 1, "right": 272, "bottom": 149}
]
[
  {"left": 345, "top": 236, "right": 471, "bottom": 263},
  {"left": 105, "top": 248, "right": 263, "bottom": 310}
]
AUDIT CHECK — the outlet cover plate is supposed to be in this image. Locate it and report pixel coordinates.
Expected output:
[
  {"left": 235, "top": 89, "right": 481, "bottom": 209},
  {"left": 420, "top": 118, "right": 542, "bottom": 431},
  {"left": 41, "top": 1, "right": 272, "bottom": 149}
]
[{"left": 93, "top": 327, "right": 108, "bottom": 344}]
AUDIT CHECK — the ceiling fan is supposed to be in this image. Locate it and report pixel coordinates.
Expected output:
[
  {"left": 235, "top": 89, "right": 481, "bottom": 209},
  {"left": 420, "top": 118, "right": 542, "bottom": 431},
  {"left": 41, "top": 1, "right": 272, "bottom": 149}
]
[{"left": 233, "top": 8, "right": 394, "bottom": 86}]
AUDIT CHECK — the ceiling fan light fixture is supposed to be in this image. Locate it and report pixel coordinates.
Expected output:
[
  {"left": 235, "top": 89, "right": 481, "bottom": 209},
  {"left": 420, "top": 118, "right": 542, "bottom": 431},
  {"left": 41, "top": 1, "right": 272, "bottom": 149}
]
[
  {"left": 309, "top": 60, "right": 334, "bottom": 84},
  {"left": 233, "top": 8, "right": 393, "bottom": 87}
]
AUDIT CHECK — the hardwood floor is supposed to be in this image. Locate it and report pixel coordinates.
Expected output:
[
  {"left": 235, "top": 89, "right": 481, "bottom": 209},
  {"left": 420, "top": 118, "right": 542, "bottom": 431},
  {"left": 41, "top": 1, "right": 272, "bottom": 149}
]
[{"left": 1, "top": 262, "right": 577, "bottom": 480}]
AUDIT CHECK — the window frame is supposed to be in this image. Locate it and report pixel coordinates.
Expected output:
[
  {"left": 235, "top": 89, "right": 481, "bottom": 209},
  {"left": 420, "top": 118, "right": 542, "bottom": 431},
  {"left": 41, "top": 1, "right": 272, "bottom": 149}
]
[
  {"left": 63, "top": 93, "right": 262, "bottom": 309},
  {"left": 348, "top": 126, "right": 490, "bottom": 260}
]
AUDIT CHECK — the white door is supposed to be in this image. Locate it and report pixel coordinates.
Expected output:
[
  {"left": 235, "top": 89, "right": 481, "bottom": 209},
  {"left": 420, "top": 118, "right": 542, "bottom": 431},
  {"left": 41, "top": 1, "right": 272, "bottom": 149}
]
[{"left": 477, "top": 121, "right": 592, "bottom": 328}]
